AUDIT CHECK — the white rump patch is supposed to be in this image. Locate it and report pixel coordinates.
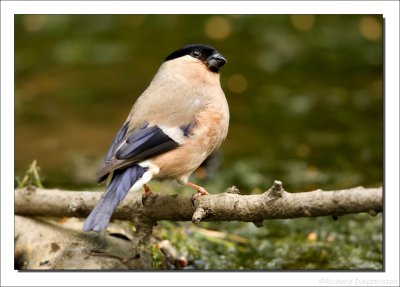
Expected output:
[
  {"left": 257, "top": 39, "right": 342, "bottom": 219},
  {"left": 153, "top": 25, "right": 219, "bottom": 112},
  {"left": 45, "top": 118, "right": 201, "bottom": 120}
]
[{"left": 129, "top": 161, "right": 160, "bottom": 192}]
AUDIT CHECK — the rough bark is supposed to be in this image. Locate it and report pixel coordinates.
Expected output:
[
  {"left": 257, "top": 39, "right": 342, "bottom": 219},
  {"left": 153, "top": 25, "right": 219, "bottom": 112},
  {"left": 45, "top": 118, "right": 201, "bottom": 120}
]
[
  {"left": 14, "top": 215, "right": 151, "bottom": 270},
  {"left": 15, "top": 181, "right": 382, "bottom": 229}
]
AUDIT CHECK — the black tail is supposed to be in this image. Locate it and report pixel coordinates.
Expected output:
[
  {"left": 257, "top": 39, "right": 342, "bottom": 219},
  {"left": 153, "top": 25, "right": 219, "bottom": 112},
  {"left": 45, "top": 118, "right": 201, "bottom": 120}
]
[{"left": 83, "top": 165, "right": 147, "bottom": 232}]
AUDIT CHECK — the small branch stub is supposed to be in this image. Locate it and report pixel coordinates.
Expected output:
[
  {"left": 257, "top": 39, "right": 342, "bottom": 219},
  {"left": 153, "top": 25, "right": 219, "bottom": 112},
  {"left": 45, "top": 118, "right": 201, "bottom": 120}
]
[
  {"left": 134, "top": 217, "right": 156, "bottom": 245},
  {"left": 269, "top": 180, "right": 283, "bottom": 197},
  {"left": 253, "top": 221, "right": 264, "bottom": 228},
  {"left": 192, "top": 207, "right": 208, "bottom": 223},
  {"left": 368, "top": 210, "right": 378, "bottom": 217},
  {"left": 225, "top": 186, "right": 240, "bottom": 194}
]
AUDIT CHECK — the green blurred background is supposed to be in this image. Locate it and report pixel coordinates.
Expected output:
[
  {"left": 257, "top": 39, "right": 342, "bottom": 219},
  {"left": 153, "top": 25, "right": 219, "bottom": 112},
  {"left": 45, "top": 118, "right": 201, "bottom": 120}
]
[{"left": 14, "top": 15, "right": 383, "bottom": 270}]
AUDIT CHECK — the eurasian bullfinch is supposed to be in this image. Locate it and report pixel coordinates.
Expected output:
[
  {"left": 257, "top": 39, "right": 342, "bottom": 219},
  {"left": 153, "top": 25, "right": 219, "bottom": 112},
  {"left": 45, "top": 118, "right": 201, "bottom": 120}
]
[{"left": 83, "top": 44, "right": 229, "bottom": 232}]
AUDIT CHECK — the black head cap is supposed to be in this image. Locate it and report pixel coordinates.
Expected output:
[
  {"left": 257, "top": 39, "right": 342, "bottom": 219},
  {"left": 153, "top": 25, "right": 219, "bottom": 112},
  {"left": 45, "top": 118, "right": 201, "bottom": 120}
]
[{"left": 164, "top": 44, "right": 227, "bottom": 72}]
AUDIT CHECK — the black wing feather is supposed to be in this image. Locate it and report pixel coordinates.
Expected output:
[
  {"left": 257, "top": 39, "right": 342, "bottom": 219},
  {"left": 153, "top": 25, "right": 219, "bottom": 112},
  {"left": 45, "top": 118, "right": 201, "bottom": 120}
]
[
  {"left": 105, "top": 122, "right": 129, "bottom": 162},
  {"left": 97, "top": 120, "right": 196, "bottom": 183},
  {"left": 115, "top": 124, "right": 179, "bottom": 160}
]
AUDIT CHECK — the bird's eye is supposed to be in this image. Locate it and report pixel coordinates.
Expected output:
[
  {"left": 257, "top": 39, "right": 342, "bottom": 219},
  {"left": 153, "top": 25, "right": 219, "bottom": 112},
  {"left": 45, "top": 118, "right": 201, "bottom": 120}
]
[{"left": 191, "top": 51, "right": 201, "bottom": 58}]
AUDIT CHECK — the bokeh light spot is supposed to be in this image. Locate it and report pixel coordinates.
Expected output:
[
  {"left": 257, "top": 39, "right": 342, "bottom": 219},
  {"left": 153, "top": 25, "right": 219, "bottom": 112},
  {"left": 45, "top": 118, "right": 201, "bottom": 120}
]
[
  {"left": 307, "top": 232, "right": 318, "bottom": 241},
  {"left": 23, "top": 15, "right": 47, "bottom": 32},
  {"left": 205, "top": 16, "right": 231, "bottom": 40},
  {"left": 359, "top": 17, "right": 381, "bottom": 41},
  {"left": 290, "top": 15, "right": 315, "bottom": 31},
  {"left": 227, "top": 74, "right": 248, "bottom": 94}
]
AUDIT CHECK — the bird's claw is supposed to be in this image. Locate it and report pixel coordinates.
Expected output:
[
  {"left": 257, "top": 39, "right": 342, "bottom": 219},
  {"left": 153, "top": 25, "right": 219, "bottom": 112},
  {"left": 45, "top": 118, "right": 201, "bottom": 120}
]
[
  {"left": 142, "top": 191, "right": 155, "bottom": 206},
  {"left": 191, "top": 187, "right": 209, "bottom": 205}
]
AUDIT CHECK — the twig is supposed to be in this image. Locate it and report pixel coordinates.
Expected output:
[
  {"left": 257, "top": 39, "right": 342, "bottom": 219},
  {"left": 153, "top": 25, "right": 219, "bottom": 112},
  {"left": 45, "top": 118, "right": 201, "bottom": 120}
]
[{"left": 17, "top": 160, "right": 44, "bottom": 189}]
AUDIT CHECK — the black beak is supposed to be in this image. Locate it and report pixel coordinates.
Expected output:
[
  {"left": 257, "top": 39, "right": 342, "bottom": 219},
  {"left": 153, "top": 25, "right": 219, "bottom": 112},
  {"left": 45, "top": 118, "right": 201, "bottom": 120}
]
[{"left": 207, "top": 53, "right": 227, "bottom": 72}]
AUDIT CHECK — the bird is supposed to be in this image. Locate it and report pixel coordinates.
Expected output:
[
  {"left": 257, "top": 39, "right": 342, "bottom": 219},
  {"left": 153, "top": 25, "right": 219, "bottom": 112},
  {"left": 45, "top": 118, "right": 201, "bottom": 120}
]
[{"left": 83, "top": 44, "right": 229, "bottom": 232}]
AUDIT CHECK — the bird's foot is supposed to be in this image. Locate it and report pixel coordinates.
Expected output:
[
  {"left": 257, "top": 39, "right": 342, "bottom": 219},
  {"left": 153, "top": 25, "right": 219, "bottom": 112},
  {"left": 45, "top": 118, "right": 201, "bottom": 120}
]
[
  {"left": 186, "top": 182, "right": 209, "bottom": 205},
  {"left": 142, "top": 184, "right": 155, "bottom": 206}
]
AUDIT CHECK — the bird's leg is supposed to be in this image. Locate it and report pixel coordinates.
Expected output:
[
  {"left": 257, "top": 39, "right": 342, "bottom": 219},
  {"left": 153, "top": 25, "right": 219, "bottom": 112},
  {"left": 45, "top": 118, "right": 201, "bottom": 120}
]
[
  {"left": 186, "top": 181, "right": 209, "bottom": 204},
  {"left": 142, "top": 184, "right": 153, "bottom": 205},
  {"left": 144, "top": 184, "right": 151, "bottom": 193}
]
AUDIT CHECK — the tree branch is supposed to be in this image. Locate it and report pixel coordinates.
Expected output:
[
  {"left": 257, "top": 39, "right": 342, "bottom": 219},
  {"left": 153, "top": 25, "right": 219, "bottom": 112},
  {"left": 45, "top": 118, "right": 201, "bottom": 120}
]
[{"left": 15, "top": 181, "right": 382, "bottom": 229}]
